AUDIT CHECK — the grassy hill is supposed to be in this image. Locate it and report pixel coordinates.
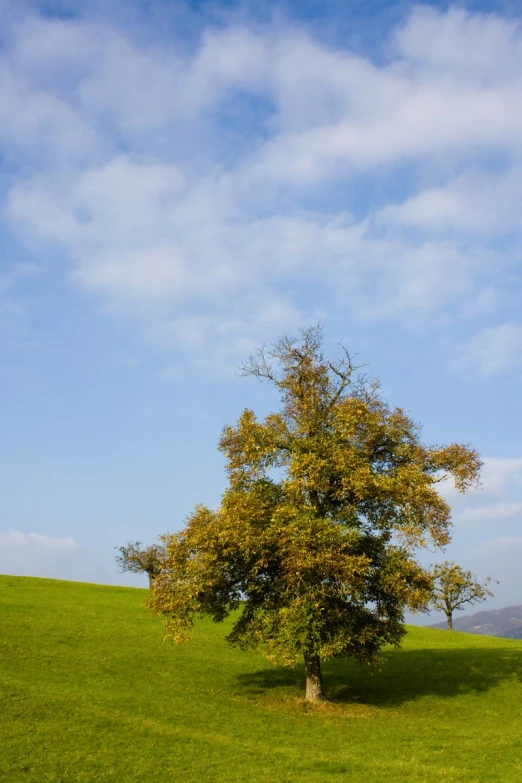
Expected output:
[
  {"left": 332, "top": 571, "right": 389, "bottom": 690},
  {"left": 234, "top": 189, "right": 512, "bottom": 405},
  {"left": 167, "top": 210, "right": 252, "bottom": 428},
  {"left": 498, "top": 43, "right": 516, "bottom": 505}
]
[{"left": 1, "top": 576, "right": 521, "bottom": 782}]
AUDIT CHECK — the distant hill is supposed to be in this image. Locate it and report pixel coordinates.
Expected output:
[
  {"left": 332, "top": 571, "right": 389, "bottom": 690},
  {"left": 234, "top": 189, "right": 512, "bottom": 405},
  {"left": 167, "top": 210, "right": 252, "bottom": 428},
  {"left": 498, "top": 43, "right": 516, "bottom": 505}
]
[{"left": 429, "top": 605, "right": 522, "bottom": 639}]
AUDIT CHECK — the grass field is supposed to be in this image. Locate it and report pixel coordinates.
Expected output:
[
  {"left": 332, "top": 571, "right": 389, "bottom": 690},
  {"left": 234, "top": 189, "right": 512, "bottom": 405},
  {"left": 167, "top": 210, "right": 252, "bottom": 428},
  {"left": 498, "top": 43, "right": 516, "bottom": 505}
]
[{"left": 1, "top": 575, "right": 521, "bottom": 782}]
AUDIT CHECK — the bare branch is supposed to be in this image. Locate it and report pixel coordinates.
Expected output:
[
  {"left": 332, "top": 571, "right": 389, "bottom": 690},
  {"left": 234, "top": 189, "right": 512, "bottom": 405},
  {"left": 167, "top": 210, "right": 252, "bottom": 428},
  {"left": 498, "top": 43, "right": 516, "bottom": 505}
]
[{"left": 239, "top": 343, "right": 278, "bottom": 383}]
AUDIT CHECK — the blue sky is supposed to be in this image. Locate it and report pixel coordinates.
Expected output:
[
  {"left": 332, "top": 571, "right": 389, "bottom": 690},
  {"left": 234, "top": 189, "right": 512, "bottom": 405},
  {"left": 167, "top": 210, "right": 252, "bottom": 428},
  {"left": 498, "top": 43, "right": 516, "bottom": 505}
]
[{"left": 1, "top": 0, "right": 521, "bottom": 622}]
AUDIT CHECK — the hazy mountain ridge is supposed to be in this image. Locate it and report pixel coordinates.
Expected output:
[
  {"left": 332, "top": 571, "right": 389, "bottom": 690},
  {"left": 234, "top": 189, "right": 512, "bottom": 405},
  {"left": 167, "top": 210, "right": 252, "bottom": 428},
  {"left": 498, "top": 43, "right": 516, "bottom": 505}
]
[{"left": 429, "top": 605, "right": 522, "bottom": 639}]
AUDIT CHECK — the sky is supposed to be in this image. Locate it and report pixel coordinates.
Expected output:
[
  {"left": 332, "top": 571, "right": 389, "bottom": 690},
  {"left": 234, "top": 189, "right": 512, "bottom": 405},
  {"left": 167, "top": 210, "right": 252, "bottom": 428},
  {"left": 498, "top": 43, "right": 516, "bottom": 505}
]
[{"left": 1, "top": 0, "right": 521, "bottom": 623}]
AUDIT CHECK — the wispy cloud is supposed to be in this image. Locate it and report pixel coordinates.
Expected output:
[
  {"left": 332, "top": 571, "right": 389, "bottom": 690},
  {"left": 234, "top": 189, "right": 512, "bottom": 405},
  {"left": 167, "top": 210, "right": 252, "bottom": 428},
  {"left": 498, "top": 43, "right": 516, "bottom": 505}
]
[
  {"left": 1, "top": 5, "right": 522, "bottom": 366},
  {"left": 443, "top": 456, "right": 522, "bottom": 529},
  {"left": 0, "top": 529, "right": 78, "bottom": 554},
  {"left": 0, "top": 528, "right": 136, "bottom": 585},
  {"left": 456, "top": 501, "right": 522, "bottom": 523},
  {"left": 481, "top": 457, "right": 522, "bottom": 493},
  {"left": 453, "top": 323, "right": 522, "bottom": 374}
]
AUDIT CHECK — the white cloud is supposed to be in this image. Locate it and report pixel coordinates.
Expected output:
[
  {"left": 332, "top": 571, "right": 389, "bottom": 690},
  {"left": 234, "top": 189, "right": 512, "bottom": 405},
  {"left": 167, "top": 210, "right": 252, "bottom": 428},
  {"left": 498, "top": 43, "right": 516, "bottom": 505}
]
[
  {"left": 378, "top": 166, "right": 522, "bottom": 236},
  {"left": 453, "top": 323, "right": 522, "bottom": 374},
  {"left": 394, "top": 6, "right": 522, "bottom": 79},
  {"left": 1, "top": 5, "right": 522, "bottom": 362},
  {"left": 248, "top": 10, "right": 522, "bottom": 183},
  {"left": 0, "top": 529, "right": 79, "bottom": 580},
  {"left": 0, "top": 527, "right": 143, "bottom": 585},
  {"left": 0, "top": 529, "right": 78, "bottom": 554},
  {"left": 481, "top": 457, "right": 522, "bottom": 494},
  {"left": 158, "top": 298, "right": 307, "bottom": 375},
  {"left": 444, "top": 456, "right": 522, "bottom": 530},
  {"left": 456, "top": 501, "right": 522, "bottom": 523}
]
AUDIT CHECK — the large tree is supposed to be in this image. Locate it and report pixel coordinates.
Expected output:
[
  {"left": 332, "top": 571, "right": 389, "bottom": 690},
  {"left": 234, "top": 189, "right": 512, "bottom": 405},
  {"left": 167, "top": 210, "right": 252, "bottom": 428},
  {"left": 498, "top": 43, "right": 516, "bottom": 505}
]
[
  {"left": 149, "top": 327, "right": 481, "bottom": 700},
  {"left": 430, "top": 561, "right": 496, "bottom": 630}
]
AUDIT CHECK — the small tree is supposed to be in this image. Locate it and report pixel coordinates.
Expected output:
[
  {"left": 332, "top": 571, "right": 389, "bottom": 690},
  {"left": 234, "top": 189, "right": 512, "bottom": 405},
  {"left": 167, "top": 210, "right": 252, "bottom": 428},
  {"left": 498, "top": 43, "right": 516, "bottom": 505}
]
[
  {"left": 430, "top": 561, "right": 496, "bottom": 630},
  {"left": 149, "top": 327, "right": 481, "bottom": 700},
  {"left": 115, "top": 542, "right": 165, "bottom": 588}
]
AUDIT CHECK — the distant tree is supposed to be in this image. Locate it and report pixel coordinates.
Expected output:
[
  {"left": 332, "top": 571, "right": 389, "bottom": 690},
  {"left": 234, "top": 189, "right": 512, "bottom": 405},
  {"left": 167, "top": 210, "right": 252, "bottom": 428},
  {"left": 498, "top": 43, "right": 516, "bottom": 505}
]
[
  {"left": 430, "top": 561, "right": 496, "bottom": 630},
  {"left": 115, "top": 542, "right": 165, "bottom": 589},
  {"left": 149, "top": 326, "right": 481, "bottom": 701}
]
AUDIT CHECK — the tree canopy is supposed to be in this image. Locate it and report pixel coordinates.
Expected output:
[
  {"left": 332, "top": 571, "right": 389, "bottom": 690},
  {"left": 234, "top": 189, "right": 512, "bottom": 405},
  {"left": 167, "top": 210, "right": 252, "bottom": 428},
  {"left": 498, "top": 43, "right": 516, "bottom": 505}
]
[
  {"left": 430, "top": 561, "right": 496, "bottom": 630},
  {"left": 149, "top": 326, "right": 481, "bottom": 700}
]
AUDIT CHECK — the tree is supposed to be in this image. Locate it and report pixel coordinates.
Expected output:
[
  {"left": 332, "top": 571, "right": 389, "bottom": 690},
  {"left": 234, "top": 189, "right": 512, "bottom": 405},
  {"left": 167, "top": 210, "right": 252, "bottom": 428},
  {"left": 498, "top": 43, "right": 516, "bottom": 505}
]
[
  {"left": 430, "top": 561, "right": 496, "bottom": 630},
  {"left": 115, "top": 541, "right": 165, "bottom": 588},
  {"left": 149, "top": 326, "right": 481, "bottom": 701}
]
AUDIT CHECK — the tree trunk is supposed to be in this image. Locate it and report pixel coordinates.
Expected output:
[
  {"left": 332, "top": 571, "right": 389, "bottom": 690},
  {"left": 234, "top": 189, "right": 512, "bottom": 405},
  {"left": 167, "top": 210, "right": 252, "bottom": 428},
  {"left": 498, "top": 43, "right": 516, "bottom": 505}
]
[
  {"left": 446, "top": 611, "right": 453, "bottom": 631},
  {"left": 148, "top": 573, "right": 155, "bottom": 590},
  {"left": 304, "top": 654, "right": 324, "bottom": 701}
]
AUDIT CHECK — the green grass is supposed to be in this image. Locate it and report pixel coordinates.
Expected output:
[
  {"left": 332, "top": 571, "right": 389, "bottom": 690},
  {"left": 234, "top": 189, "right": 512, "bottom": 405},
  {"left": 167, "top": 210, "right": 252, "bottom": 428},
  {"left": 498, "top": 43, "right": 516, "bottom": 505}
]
[{"left": 1, "top": 576, "right": 521, "bottom": 782}]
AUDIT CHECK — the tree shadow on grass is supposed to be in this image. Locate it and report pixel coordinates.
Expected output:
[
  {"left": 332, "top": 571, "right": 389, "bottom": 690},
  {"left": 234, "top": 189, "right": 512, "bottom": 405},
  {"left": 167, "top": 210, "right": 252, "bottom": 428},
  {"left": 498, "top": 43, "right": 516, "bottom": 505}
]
[{"left": 236, "top": 646, "right": 522, "bottom": 706}]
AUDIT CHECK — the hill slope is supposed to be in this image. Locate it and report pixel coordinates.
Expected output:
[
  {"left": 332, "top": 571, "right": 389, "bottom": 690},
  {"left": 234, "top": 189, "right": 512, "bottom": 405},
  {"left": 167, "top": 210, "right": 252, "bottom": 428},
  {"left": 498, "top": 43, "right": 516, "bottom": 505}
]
[
  {"left": 1, "top": 575, "right": 522, "bottom": 783},
  {"left": 429, "top": 605, "right": 522, "bottom": 638}
]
